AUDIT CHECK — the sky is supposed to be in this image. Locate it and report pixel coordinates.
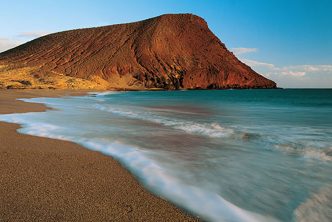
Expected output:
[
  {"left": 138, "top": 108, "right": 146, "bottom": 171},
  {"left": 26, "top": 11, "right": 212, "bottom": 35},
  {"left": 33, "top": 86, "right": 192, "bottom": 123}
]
[{"left": 0, "top": 0, "right": 331, "bottom": 88}]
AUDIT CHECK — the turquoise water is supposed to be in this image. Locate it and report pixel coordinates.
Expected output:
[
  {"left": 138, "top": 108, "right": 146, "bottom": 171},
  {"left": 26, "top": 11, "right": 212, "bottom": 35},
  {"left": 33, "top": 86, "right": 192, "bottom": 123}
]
[{"left": 0, "top": 89, "right": 331, "bottom": 221}]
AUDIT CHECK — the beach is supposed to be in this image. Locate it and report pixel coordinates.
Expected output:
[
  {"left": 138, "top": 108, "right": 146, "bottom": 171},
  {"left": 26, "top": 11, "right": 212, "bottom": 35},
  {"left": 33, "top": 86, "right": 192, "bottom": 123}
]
[
  {"left": 0, "top": 90, "right": 197, "bottom": 221},
  {"left": 1, "top": 89, "right": 331, "bottom": 222}
]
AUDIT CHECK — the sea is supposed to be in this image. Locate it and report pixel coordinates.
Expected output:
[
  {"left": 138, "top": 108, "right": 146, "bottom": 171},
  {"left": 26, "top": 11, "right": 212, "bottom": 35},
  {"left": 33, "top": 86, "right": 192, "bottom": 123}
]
[{"left": 0, "top": 89, "right": 331, "bottom": 222}]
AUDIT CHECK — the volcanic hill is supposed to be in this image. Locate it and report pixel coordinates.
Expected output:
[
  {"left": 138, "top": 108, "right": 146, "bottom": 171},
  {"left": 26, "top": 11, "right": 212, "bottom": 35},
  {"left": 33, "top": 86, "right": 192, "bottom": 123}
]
[{"left": 0, "top": 14, "right": 276, "bottom": 90}]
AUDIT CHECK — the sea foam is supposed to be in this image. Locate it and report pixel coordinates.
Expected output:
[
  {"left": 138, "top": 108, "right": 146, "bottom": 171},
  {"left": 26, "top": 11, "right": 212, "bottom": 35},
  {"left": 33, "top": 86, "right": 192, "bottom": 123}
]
[
  {"left": 94, "top": 104, "right": 234, "bottom": 138},
  {"left": 275, "top": 144, "right": 332, "bottom": 162},
  {"left": 4, "top": 90, "right": 331, "bottom": 221},
  {"left": 295, "top": 185, "right": 332, "bottom": 222},
  {"left": 0, "top": 107, "right": 276, "bottom": 222}
]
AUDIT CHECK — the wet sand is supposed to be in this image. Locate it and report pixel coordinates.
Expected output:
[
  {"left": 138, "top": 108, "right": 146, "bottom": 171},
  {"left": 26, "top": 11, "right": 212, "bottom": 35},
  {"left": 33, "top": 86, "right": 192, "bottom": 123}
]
[{"left": 0, "top": 90, "right": 197, "bottom": 221}]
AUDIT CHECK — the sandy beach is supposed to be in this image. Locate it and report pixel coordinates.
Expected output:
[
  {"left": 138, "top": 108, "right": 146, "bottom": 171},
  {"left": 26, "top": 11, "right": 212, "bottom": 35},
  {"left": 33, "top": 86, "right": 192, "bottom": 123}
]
[{"left": 0, "top": 90, "right": 197, "bottom": 221}]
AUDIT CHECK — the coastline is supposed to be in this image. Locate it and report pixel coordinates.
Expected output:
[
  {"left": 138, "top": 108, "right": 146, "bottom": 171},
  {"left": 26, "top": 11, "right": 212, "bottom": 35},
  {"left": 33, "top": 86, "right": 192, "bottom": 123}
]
[{"left": 0, "top": 90, "right": 198, "bottom": 221}]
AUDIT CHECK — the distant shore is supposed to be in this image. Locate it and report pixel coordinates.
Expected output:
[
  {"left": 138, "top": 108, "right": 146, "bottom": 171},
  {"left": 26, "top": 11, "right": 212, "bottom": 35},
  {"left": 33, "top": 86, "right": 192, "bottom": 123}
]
[{"left": 0, "top": 90, "right": 197, "bottom": 221}]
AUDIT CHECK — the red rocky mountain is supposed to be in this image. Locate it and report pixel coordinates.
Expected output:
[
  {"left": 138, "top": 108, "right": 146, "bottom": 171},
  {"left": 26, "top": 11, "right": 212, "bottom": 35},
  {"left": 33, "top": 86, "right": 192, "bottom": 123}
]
[{"left": 0, "top": 14, "right": 276, "bottom": 89}]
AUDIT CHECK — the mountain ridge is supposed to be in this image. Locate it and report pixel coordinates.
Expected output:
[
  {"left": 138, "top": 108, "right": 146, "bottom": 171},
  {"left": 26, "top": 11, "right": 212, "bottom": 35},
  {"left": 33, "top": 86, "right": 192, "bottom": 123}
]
[{"left": 0, "top": 13, "right": 276, "bottom": 90}]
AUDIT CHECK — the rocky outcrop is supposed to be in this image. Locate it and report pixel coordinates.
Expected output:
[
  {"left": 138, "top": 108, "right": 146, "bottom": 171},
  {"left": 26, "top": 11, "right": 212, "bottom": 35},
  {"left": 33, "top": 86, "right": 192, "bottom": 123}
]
[{"left": 0, "top": 14, "right": 276, "bottom": 90}]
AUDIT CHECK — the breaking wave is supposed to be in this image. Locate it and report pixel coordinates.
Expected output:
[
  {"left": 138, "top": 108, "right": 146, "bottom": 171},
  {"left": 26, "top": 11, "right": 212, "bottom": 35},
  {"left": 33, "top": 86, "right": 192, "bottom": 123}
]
[
  {"left": 88, "top": 91, "right": 124, "bottom": 96},
  {"left": 295, "top": 185, "right": 332, "bottom": 222},
  {"left": 275, "top": 144, "right": 332, "bottom": 162},
  {"left": 0, "top": 112, "right": 275, "bottom": 222},
  {"left": 94, "top": 104, "right": 234, "bottom": 138}
]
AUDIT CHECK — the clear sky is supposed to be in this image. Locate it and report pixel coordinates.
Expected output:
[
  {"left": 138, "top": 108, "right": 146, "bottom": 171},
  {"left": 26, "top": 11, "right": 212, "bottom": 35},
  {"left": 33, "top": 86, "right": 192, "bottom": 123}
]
[{"left": 0, "top": 0, "right": 331, "bottom": 88}]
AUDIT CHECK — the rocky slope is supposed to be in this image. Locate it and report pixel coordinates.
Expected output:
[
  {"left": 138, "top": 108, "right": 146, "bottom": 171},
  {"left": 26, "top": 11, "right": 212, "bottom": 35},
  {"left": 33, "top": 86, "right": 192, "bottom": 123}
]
[{"left": 0, "top": 14, "right": 276, "bottom": 90}]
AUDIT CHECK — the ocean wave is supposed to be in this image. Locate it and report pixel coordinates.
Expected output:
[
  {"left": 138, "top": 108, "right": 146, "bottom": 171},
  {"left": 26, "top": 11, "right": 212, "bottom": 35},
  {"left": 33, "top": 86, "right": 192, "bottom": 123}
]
[
  {"left": 240, "top": 132, "right": 261, "bottom": 141},
  {"left": 275, "top": 144, "right": 332, "bottom": 162},
  {"left": 295, "top": 185, "right": 332, "bottom": 222},
  {"left": 94, "top": 104, "right": 233, "bottom": 138},
  {"left": 146, "top": 105, "right": 213, "bottom": 115},
  {"left": 79, "top": 140, "right": 277, "bottom": 222},
  {"left": 88, "top": 91, "right": 123, "bottom": 97},
  {"left": 0, "top": 111, "right": 276, "bottom": 222}
]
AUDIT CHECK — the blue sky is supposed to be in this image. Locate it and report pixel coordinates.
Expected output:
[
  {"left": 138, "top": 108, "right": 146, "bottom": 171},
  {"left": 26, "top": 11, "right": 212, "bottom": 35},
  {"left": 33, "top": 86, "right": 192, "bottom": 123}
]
[{"left": 0, "top": 0, "right": 331, "bottom": 87}]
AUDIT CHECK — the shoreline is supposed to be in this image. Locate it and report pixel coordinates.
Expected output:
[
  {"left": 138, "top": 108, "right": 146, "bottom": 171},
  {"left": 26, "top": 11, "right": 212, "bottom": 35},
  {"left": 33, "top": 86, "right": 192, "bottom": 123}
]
[{"left": 0, "top": 89, "right": 198, "bottom": 221}]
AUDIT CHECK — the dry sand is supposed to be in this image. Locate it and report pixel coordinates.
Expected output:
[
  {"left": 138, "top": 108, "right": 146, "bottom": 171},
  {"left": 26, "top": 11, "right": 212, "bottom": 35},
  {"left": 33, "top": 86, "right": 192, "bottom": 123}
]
[{"left": 0, "top": 90, "right": 198, "bottom": 221}]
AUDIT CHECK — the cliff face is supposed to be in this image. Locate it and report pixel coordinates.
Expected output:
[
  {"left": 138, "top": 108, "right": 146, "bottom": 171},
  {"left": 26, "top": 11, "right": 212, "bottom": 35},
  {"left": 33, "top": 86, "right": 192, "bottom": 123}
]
[{"left": 0, "top": 14, "right": 276, "bottom": 90}]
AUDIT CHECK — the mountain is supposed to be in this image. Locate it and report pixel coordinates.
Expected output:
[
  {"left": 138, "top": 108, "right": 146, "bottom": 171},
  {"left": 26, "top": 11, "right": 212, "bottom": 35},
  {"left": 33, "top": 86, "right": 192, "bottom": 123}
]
[{"left": 0, "top": 14, "right": 276, "bottom": 90}]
